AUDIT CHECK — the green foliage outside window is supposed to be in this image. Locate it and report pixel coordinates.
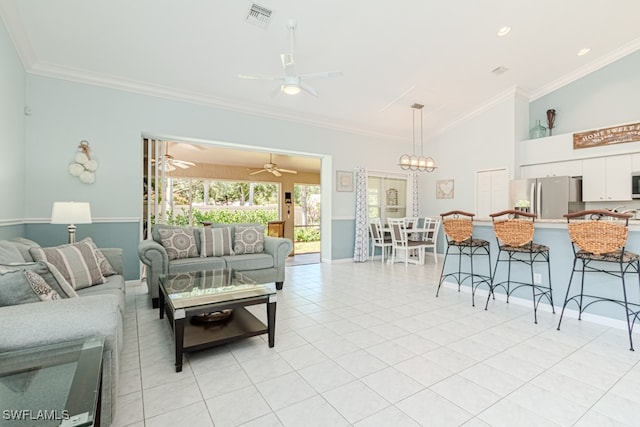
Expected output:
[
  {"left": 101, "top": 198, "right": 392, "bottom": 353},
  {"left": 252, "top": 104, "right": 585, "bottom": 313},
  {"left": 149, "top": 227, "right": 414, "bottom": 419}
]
[{"left": 162, "top": 208, "right": 278, "bottom": 226}]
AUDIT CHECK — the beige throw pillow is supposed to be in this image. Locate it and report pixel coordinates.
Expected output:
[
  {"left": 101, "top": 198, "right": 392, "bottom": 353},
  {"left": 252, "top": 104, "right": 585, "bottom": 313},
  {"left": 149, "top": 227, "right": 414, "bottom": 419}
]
[{"left": 29, "top": 240, "right": 106, "bottom": 290}]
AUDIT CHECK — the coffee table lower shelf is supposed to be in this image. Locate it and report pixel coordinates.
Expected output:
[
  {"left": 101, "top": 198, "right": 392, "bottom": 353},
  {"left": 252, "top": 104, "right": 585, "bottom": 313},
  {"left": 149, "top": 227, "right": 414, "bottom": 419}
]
[{"left": 182, "top": 307, "right": 268, "bottom": 351}]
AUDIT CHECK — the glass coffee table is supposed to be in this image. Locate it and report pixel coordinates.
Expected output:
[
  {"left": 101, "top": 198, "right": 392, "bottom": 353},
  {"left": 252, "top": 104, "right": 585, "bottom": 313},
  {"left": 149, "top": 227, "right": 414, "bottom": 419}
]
[
  {"left": 159, "top": 269, "right": 277, "bottom": 372},
  {"left": 0, "top": 336, "right": 104, "bottom": 427}
]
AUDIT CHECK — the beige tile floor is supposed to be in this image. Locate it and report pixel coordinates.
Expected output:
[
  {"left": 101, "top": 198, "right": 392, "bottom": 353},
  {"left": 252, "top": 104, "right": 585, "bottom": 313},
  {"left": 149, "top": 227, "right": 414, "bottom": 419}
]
[{"left": 113, "top": 259, "right": 640, "bottom": 427}]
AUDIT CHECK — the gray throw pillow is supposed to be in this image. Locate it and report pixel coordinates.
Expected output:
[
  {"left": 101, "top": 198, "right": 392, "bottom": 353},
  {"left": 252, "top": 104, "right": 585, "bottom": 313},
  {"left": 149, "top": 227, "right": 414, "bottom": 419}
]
[
  {"left": 234, "top": 225, "right": 265, "bottom": 254},
  {"left": 200, "top": 227, "right": 234, "bottom": 257},
  {"left": 0, "top": 261, "right": 78, "bottom": 298},
  {"left": 0, "top": 268, "right": 61, "bottom": 307}
]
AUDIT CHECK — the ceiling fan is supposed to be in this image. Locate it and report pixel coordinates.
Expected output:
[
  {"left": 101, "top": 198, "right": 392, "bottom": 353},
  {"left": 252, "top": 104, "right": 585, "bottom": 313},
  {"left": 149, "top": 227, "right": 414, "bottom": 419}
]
[
  {"left": 249, "top": 154, "right": 298, "bottom": 177},
  {"left": 238, "top": 19, "right": 342, "bottom": 97},
  {"left": 152, "top": 154, "right": 195, "bottom": 172}
]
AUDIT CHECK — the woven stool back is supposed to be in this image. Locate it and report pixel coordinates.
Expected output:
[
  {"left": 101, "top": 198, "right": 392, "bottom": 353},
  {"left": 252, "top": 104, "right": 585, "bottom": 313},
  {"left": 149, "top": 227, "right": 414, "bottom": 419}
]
[
  {"left": 443, "top": 219, "right": 473, "bottom": 243},
  {"left": 568, "top": 221, "right": 628, "bottom": 255},
  {"left": 493, "top": 219, "right": 534, "bottom": 247}
]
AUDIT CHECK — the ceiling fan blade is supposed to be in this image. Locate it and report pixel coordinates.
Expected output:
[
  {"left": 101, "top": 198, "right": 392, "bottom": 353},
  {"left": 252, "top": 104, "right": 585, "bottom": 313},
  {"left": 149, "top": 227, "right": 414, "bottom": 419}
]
[
  {"left": 299, "top": 71, "right": 343, "bottom": 80},
  {"left": 278, "top": 168, "right": 298, "bottom": 174},
  {"left": 298, "top": 81, "right": 318, "bottom": 97},
  {"left": 249, "top": 169, "right": 267, "bottom": 175},
  {"left": 173, "top": 162, "right": 191, "bottom": 169},
  {"left": 272, "top": 169, "right": 282, "bottom": 177},
  {"left": 174, "top": 160, "right": 195, "bottom": 166},
  {"left": 238, "top": 73, "right": 283, "bottom": 81}
]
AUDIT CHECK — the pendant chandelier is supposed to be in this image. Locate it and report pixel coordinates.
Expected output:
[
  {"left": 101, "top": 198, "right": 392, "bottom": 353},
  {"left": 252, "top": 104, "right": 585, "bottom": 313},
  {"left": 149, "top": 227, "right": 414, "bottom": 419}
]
[{"left": 398, "top": 103, "right": 436, "bottom": 172}]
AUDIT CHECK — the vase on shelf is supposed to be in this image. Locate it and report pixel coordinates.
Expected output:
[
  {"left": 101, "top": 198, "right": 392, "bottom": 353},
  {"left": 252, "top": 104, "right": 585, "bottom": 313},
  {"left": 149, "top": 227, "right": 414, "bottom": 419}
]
[{"left": 530, "top": 120, "right": 547, "bottom": 139}]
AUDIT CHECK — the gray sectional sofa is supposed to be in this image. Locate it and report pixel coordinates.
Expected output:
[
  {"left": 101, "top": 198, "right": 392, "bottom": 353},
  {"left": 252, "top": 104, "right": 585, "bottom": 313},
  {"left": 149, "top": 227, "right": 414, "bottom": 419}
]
[
  {"left": 0, "top": 238, "right": 125, "bottom": 427},
  {"left": 138, "top": 223, "right": 293, "bottom": 307}
]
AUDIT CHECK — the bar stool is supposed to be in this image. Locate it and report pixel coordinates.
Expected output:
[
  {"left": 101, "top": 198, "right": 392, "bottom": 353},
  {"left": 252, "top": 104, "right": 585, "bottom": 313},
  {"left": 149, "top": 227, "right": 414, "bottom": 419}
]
[
  {"left": 557, "top": 210, "right": 640, "bottom": 351},
  {"left": 484, "top": 210, "right": 553, "bottom": 324},
  {"left": 436, "top": 210, "right": 492, "bottom": 306}
]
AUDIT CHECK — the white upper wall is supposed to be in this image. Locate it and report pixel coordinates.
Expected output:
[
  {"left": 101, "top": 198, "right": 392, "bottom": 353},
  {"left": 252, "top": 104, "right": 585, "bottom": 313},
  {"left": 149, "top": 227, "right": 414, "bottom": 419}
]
[
  {"left": 418, "top": 95, "right": 518, "bottom": 216},
  {"left": 0, "top": 17, "right": 25, "bottom": 221}
]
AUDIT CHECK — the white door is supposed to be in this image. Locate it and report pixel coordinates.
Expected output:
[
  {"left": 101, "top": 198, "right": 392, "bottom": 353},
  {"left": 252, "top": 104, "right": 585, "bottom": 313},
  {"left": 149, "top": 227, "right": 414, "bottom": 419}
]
[{"left": 476, "top": 168, "right": 509, "bottom": 218}]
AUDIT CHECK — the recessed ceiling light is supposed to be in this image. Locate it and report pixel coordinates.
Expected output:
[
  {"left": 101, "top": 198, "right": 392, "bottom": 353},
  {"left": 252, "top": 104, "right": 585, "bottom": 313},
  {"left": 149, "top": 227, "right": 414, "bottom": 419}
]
[
  {"left": 497, "top": 26, "right": 511, "bottom": 37},
  {"left": 577, "top": 47, "right": 591, "bottom": 56}
]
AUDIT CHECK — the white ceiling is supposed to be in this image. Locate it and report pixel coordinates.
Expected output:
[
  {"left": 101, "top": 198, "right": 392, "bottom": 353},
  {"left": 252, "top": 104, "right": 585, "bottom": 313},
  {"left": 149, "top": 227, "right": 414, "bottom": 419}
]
[{"left": 3, "top": 0, "right": 640, "bottom": 149}]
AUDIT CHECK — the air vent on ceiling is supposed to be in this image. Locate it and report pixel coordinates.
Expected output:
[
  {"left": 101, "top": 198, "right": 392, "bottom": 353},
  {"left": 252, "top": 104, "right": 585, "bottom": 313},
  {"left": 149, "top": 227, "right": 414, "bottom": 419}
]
[
  {"left": 245, "top": 3, "right": 273, "bottom": 29},
  {"left": 491, "top": 66, "right": 509, "bottom": 75}
]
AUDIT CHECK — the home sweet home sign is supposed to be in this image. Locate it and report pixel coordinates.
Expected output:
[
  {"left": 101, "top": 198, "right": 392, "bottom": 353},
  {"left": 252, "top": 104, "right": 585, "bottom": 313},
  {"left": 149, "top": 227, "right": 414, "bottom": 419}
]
[{"left": 573, "top": 122, "right": 640, "bottom": 149}]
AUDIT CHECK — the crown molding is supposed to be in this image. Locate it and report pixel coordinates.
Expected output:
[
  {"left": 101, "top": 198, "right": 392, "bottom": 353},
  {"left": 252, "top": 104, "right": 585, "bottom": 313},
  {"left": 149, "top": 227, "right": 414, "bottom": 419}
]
[
  {"left": 529, "top": 37, "right": 640, "bottom": 101},
  {"left": 431, "top": 86, "right": 527, "bottom": 138},
  {"left": 0, "top": 1, "right": 35, "bottom": 69},
  {"left": 26, "top": 62, "right": 405, "bottom": 142}
]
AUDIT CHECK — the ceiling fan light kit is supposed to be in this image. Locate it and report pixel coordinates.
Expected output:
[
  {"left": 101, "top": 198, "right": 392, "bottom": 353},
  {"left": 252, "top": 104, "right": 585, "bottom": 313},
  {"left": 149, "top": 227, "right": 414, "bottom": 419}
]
[{"left": 399, "top": 103, "right": 437, "bottom": 173}]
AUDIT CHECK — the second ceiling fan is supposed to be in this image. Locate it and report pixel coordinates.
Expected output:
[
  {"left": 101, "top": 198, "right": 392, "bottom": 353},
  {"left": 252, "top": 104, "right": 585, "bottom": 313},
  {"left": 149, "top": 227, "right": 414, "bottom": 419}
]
[{"left": 249, "top": 153, "right": 297, "bottom": 177}]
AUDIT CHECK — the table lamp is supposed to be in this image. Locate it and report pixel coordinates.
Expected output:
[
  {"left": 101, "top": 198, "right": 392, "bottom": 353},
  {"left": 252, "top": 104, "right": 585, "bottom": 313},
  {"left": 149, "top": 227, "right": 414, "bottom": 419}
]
[{"left": 50, "top": 202, "right": 92, "bottom": 243}]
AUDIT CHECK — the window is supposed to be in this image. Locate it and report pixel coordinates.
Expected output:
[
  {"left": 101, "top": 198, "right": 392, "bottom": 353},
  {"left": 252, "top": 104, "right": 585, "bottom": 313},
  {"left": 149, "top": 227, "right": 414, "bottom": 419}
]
[{"left": 367, "top": 175, "right": 408, "bottom": 226}]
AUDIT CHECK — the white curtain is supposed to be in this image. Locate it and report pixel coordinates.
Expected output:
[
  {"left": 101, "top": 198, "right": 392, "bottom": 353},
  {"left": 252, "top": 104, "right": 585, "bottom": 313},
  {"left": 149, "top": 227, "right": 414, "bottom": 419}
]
[{"left": 353, "top": 167, "right": 369, "bottom": 262}]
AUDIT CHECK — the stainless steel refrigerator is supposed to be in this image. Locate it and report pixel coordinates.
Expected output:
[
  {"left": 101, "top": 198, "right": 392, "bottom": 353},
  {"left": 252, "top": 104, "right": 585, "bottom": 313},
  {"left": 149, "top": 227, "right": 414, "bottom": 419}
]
[{"left": 510, "top": 176, "right": 584, "bottom": 220}]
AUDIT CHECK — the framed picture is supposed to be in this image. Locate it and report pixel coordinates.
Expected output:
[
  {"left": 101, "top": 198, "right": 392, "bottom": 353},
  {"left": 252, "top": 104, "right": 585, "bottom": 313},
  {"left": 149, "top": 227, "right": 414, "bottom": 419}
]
[
  {"left": 336, "top": 170, "right": 354, "bottom": 192},
  {"left": 436, "top": 179, "right": 454, "bottom": 199}
]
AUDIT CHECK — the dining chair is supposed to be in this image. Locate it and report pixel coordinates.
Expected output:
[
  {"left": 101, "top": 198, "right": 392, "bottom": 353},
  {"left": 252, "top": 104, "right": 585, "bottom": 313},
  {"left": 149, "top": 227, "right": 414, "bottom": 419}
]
[
  {"left": 403, "top": 217, "right": 420, "bottom": 241},
  {"left": 485, "top": 209, "right": 553, "bottom": 324},
  {"left": 557, "top": 210, "right": 640, "bottom": 351},
  {"left": 421, "top": 217, "right": 441, "bottom": 264},
  {"left": 368, "top": 218, "right": 393, "bottom": 264},
  {"left": 436, "top": 210, "right": 492, "bottom": 306},
  {"left": 388, "top": 218, "right": 425, "bottom": 265}
]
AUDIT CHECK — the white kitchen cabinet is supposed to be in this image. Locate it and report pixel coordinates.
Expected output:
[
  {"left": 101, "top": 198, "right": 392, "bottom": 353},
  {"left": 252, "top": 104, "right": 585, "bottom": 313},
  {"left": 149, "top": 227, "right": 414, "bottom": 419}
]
[
  {"left": 521, "top": 160, "right": 582, "bottom": 179},
  {"left": 632, "top": 153, "right": 640, "bottom": 172},
  {"left": 582, "top": 155, "right": 631, "bottom": 201}
]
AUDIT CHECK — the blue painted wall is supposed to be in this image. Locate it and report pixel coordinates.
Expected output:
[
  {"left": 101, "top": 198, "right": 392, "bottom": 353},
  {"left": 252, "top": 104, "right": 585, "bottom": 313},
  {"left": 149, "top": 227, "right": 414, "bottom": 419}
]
[{"left": 530, "top": 50, "right": 640, "bottom": 135}]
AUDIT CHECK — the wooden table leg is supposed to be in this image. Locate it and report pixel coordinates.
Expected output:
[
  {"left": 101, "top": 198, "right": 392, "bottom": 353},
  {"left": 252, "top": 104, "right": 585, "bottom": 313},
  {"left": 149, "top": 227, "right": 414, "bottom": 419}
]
[
  {"left": 267, "top": 299, "right": 276, "bottom": 348},
  {"left": 174, "top": 312, "right": 185, "bottom": 372},
  {"left": 159, "top": 288, "right": 165, "bottom": 319}
]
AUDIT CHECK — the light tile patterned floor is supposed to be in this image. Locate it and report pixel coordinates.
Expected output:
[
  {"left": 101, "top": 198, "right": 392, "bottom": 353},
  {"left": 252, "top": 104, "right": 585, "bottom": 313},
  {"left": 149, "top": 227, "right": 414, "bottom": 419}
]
[{"left": 113, "top": 259, "right": 640, "bottom": 427}]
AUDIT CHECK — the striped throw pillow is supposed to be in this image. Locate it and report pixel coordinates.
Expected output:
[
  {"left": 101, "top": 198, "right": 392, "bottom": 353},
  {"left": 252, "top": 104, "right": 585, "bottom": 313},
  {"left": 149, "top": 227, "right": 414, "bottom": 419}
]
[
  {"left": 29, "top": 240, "right": 106, "bottom": 290},
  {"left": 200, "top": 227, "right": 234, "bottom": 257}
]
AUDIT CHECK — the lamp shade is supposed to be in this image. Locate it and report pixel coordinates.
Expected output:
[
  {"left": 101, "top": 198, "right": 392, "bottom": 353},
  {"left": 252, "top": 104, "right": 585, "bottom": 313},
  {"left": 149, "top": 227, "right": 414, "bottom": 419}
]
[{"left": 50, "top": 202, "right": 92, "bottom": 224}]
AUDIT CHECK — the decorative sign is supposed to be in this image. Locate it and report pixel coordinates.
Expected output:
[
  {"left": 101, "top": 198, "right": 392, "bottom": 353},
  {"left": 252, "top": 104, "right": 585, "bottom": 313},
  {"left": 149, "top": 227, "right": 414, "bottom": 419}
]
[{"left": 573, "top": 122, "right": 640, "bottom": 149}]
